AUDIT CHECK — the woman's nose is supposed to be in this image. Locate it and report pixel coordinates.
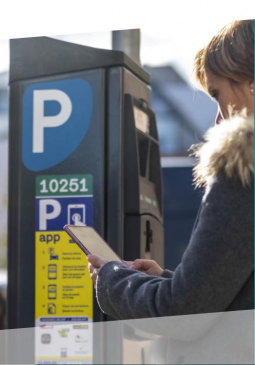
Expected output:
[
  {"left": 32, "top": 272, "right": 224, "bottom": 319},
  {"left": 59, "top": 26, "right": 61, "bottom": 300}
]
[{"left": 215, "top": 109, "right": 223, "bottom": 125}]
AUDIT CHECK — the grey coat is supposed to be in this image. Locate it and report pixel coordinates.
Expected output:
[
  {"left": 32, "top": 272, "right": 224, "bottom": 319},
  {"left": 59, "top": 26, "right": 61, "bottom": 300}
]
[{"left": 96, "top": 113, "right": 254, "bottom": 320}]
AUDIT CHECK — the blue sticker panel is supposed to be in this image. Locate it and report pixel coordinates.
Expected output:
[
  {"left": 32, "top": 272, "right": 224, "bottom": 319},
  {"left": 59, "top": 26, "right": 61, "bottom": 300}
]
[
  {"left": 36, "top": 197, "right": 93, "bottom": 231},
  {"left": 22, "top": 78, "right": 93, "bottom": 172}
]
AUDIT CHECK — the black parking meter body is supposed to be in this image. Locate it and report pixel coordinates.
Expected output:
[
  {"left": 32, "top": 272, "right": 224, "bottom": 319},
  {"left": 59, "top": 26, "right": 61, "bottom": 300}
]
[{"left": 8, "top": 37, "right": 164, "bottom": 362}]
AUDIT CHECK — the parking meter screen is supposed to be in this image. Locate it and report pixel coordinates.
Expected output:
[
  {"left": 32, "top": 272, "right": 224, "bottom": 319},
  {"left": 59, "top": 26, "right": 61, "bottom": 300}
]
[
  {"left": 134, "top": 106, "right": 150, "bottom": 134},
  {"left": 65, "top": 226, "right": 122, "bottom": 262}
]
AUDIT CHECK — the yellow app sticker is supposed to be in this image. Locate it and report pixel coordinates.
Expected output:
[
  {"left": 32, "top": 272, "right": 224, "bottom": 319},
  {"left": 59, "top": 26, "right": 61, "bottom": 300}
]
[{"left": 35, "top": 231, "right": 93, "bottom": 320}]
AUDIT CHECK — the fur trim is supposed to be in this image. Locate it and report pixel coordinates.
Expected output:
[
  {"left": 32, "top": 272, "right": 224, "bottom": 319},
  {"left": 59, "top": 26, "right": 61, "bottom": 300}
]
[{"left": 190, "top": 111, "right": 254, "bottom": 188}]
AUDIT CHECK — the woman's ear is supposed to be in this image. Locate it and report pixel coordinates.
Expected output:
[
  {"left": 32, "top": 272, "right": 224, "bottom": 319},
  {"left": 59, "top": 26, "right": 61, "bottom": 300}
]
[{"left": 249, "top": 80, "right": 254, "bottom": 94}]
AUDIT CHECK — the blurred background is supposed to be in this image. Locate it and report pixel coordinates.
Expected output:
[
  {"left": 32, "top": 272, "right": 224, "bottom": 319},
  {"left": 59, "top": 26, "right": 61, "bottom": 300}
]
[{"left": 0, "top": 17, "right": 238, "bottom": 327}]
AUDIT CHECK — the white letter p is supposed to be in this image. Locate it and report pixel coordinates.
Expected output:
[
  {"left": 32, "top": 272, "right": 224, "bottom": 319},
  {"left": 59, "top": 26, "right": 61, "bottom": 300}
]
[
  {"left": 39, "top": 199, "right": 61, "bottom": 230},
  {"left": 33, "top": 89, "right": 72, "bottom": 153}
]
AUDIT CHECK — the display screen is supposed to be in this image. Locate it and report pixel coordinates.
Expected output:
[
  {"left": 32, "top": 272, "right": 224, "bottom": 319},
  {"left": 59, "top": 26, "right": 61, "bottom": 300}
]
[{"left": 67, "top": 226, "right": 122, "bottom": 262}]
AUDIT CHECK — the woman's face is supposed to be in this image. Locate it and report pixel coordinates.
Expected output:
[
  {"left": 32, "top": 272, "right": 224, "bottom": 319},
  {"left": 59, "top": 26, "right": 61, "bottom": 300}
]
[{"left": 205, "top": 74, "right": 254, "bottom": 124}]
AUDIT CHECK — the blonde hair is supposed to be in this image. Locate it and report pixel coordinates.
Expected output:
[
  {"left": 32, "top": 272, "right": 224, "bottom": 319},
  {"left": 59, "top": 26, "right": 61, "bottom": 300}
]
[{"left": 194, "top": 20, "right": 254, "bottom": 92}]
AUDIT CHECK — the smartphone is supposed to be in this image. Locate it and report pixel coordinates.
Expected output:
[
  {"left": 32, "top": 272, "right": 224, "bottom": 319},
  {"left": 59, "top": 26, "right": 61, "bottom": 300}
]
[{"left": 63, "top": 225, "right": 122, "bottom": 262}]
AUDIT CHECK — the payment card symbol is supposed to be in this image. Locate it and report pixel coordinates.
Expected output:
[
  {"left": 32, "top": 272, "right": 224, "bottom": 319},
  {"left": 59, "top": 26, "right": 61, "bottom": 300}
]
[
  {"left": 48, "top": 264, "right": 57, "bottom": 280},
  {"left": 47, "top": 303, "right": 56, "bottom": 314},
  {"left": 68, "top": 204, "right": 86, "bottom": 225},
  {"left": 41, "top": 334, "right": 51, "bottom": 344},
  {"left": 58, "top": 328, "right": 70, "bottom": 338},
  {"left": 60, "top": 348, "right": 68, "bottom": 358},
  {"left": 40, "top": 324, "right": 54, "bottom": 329},
  {"left": 48, "top": 285, "right": 57, "bottom": 300},
  {"left": 75, "top": 335, "right": 88, "bottom": 343},
  {"left": 22, "top": 78, "right": 93, "bottom": 171}
]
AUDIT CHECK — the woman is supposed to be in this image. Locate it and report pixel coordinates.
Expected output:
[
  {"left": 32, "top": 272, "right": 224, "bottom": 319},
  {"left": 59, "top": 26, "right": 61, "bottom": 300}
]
[{"left": 88, "top": 20, "right": 254, "bottom": 320}]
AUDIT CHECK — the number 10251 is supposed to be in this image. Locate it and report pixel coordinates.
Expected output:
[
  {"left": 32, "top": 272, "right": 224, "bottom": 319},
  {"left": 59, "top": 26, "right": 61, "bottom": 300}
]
[{"left": 39, "top": 178, "right": 88, "bottom": 194}]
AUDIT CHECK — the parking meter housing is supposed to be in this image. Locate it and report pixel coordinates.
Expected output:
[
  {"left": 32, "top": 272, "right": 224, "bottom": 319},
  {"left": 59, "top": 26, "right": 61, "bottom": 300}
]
[{"left": 8, "top": 37, "right": 164, "bottom": 332}]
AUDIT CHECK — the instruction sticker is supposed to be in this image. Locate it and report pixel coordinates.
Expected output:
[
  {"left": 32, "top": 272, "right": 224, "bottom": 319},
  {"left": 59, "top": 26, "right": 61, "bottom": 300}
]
[{"left": 35, "top": 174, "right": 93, "bottom": 364}]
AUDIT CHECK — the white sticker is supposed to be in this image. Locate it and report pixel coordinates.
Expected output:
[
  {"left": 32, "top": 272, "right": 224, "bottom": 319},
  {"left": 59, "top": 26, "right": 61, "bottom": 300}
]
[{"left": 134, "top": 106, "right": 149, "bottom": 134}]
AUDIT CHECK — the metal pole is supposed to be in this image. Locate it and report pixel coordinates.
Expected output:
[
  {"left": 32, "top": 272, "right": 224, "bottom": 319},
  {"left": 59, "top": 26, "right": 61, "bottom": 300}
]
[{"left": 112, "top": 29, "right": 141, "bottom": 66}]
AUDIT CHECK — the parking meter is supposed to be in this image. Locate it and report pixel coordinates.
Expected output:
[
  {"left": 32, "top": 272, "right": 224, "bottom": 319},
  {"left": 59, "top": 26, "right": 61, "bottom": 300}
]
[{"left": 8, "top": 36, "right": 164, "bottom": 363}]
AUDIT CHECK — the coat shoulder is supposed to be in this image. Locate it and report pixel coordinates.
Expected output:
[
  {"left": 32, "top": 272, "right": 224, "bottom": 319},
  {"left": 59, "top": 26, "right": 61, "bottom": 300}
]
[{"left": 191, "top": 113, "right": 254, "bottom": 188}]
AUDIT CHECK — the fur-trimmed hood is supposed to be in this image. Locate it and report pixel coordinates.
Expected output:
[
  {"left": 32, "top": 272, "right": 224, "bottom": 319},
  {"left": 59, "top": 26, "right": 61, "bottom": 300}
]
[{"left": 190, "top": 112, "right": 254, "bottom": 188}]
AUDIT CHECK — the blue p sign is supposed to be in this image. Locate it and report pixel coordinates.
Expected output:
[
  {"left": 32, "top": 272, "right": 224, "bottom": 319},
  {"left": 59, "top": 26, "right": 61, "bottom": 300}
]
[{"left": 22, "top": 78, "right": 93, "bottom": 171}]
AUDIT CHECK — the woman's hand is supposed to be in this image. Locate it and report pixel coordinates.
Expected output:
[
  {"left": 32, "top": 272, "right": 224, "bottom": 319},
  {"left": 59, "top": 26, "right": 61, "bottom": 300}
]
[
  {"left": 88, "top": 255, "right": 164, "bottom": 287},
  {"left": 88, "top": 256, "right": 135, "bottom": 287},
  {"left": 128, "top": 259, "right": 164, "bottom": 276},
  {"left": 87, "top": 255, "right": 108, "bottom": 288}
]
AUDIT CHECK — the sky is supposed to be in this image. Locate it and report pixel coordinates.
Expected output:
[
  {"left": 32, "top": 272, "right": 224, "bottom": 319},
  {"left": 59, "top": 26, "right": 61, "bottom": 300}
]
[{"left": 0, "top": 12, "right": 251, "bottom": 85}]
